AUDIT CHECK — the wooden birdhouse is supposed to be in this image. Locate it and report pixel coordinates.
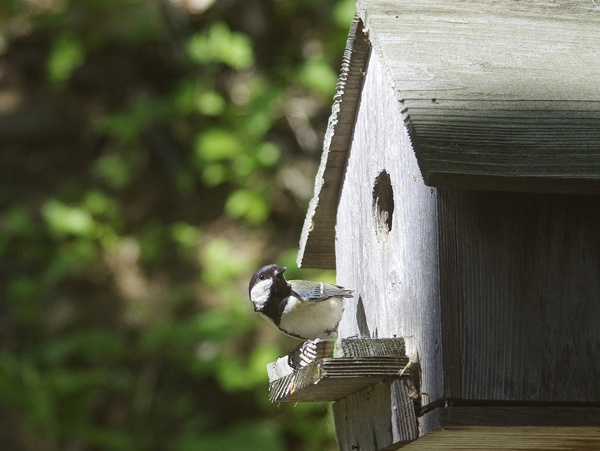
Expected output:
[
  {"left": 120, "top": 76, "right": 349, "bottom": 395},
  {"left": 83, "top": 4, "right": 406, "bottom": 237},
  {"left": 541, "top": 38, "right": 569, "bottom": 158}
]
[{"left": 271, "top": 1, "right": 600, "bottom": 450}]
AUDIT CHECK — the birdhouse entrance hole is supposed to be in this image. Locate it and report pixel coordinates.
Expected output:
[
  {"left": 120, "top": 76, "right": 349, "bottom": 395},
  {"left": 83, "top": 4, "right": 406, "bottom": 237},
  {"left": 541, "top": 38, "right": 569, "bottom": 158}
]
[{"left": 372, "top": 170, "right": 394, "bottom": 240}]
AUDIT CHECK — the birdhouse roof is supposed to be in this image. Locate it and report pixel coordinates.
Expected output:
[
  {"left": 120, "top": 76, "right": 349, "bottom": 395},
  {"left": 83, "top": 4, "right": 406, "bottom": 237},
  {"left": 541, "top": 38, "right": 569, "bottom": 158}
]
[{"left": 298, "top": 0, "right": 600, "bottom": 269}]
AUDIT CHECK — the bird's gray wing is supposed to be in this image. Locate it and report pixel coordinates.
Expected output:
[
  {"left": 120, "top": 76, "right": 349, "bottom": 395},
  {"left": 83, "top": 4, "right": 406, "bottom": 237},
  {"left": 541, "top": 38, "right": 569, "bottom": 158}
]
[{"left": 290, "top": 280, "right": 354, "bottom": 302}]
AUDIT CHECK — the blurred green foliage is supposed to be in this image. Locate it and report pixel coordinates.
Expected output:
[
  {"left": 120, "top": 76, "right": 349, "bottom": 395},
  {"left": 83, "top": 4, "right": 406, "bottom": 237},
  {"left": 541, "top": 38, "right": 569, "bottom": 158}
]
[{"left": 0, "top": 0, "right": 354, "bottom": 449}]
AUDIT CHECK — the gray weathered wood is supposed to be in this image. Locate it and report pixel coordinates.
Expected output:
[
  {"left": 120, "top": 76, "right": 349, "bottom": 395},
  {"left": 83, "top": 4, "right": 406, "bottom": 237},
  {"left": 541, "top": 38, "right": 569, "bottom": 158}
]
[
  {"left": 297, "top": 15, "right": 370, "bottom": 269},
  {"left": 399, "top": 426, "right": 600, "bottom": 450},
  {"left": 335, "top": 47, "right": 443, "bottom": 409},
  {"left": 269, "top": 356, "right": 409, "bottom": 403},
  {"left": 356, "top": 0, "right": 600, "bottom": 194},
  {"left": 340, "top": 337, "right": 405, "bottom": 358},
  {"left": 300, "top": 0, "right": 600, "bottom": 269},
  {"left": 333, "top": 378, "right": 419, "bottom": 451},
  {"left": 296, "top": 1, "right": 600, "bottom": 447},
  {"left": 438, "top": 406, "right": 600, "bottom": 427},
  {"left": 268, "top": 339, "right": 410, "bottom": 403},
  {"left": 438, "top": 189, "right": 600, "bottom": 402},
  {"left": 268, "top": 338, "right": 401, "bottom": 383}
]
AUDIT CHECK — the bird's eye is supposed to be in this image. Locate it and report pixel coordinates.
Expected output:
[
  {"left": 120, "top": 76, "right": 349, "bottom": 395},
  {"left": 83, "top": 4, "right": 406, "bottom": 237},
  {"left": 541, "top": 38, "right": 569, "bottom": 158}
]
[{"left": 259, "top": 274, "right": 265, "bottom": 280}]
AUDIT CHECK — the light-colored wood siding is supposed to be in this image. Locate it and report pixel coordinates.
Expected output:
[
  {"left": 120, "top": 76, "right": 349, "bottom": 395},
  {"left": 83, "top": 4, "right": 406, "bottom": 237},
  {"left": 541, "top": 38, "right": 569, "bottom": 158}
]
[{"left": 335, "top": 49, "right": 443, "bottom": 404}]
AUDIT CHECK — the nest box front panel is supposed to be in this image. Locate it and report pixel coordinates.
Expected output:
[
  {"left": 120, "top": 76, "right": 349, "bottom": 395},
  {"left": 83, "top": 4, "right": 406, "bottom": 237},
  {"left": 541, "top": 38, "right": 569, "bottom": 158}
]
[{"left": 335, "top": 49, "right": 443, "bottom": 405}]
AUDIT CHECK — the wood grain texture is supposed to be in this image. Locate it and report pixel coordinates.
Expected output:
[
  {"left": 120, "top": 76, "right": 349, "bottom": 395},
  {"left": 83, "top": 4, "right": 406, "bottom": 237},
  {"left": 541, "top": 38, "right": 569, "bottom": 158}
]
[
  {"left": 269, "top": 356, "right": 409, "bottom": 403},
  {"left": 438, "top": 189, "right": 600, "bottom": 401},
  {"left": 332, "top": 338, "right": 419, "bottom": 451},
  {"left": 340, "top": 337, "right": 406, "bottom": 358},
  {"left": 438, "top": 406, "right": 600, "bottom": 427},
  {"left": 269, "top": 338, "right": 410, "bottom": 403},
  {"left": 297, "top": 15, "right": 370, "bottom": 269},
  {"left": 356, "top": 0, "right": 600, "bottom": 193},
  {"left": 335, "top": 48, "right": 443, "bottom": 408},
  {"left": 400, "top": 426, "right": 600, "bottom": 450},
  {"left": 333, "top": 378, "right": 418, "bottom": 451}
]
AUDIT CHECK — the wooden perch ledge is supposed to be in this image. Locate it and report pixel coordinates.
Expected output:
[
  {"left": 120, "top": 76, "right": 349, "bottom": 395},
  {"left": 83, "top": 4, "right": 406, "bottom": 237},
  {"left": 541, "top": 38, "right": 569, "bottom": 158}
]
[{"left": 267, "top": 338, "right": 411, "bottom": 403}]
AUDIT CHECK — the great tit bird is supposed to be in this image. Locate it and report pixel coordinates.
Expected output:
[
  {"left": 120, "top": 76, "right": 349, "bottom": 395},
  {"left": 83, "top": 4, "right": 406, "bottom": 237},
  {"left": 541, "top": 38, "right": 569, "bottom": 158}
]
[{"left": 248, "top": 264, "right": 354, "bottom": 340}]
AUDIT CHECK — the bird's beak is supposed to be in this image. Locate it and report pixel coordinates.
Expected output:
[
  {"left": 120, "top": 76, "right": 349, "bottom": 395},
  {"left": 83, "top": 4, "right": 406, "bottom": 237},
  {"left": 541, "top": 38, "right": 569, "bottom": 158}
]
[{"left": 274, "top": 266, "right": 286, "bottom": 277}]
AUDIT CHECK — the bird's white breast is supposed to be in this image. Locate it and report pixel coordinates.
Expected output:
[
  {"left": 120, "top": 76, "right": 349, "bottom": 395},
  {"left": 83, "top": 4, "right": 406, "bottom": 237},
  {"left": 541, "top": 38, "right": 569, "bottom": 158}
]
[{"left": 279, "top": 295, "right": 344, "bottom": 340}]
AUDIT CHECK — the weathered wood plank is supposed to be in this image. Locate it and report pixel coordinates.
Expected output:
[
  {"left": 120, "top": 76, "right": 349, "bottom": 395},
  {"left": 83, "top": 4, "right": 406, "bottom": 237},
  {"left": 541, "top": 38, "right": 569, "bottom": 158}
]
[
  {"left": 297, "top": 15, "right": 370, "bottom": 269},
  {"left": 268, "top": 339, "right": 410, "bottom": 403},
  {"left": 340, "top": 337, "right": 406, "bottom": 358},
  {"left": 438, "top": 406, "right": 600, "bottom": 427},
  {"left": 333, "top": 378, "right": 419, "bottom": 451},
  {"left": 269, "top": 356, "right": 409, "bottom": 403},
  {"left": 355, "top": 0, "right": 600, "bottom": 193},
  {"left": 438, "top": 189, "right": 600, "bottom": 401},
  {"left": 399, "top": 426, "right": 600, "bottom": 450},
  {"left": 335, "top": 47, "right": 443, "bottom": 409}
]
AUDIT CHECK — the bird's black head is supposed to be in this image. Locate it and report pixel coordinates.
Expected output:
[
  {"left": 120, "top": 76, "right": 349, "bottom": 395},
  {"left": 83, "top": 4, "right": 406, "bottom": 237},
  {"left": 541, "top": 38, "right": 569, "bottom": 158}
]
[{"left": 249, "top": 264, "right": 289, "bottom": 312}]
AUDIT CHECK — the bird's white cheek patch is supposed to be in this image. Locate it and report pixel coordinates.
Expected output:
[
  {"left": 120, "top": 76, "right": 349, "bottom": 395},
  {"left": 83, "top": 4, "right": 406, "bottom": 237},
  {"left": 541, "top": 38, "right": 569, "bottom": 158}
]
[{"left": 250, "top": 279, "right": 272, "bottom": 307}]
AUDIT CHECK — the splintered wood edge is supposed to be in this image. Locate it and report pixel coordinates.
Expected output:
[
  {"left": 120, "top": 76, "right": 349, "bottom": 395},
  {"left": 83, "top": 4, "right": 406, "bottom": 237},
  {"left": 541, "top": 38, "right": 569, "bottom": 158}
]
[
  {"left": 297, "top": 13, "right": 370, "bottom": 269},
  {"left": 267, "top": 338, "right": 406, "bottom": 384},
  {"left": 269, "top": 356, "right": 410, "bottom": 403}
]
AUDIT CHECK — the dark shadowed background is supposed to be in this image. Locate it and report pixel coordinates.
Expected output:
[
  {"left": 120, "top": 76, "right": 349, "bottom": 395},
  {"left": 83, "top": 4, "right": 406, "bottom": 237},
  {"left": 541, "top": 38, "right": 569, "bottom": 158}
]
[{"left": 0, "top": 0, "right": 354, "bottom": 449}]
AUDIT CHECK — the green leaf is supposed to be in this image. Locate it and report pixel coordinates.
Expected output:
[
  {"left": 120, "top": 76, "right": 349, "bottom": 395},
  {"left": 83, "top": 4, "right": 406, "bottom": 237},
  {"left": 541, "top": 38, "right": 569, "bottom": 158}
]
[
  {"left": 93, "top": 153, "right": 131, "bottom": 189},
  {"left": 333, "top": 0, "right": 357, "bottom": 28},
  {"left": 256, "top": 142, "right": 280, "bottom": 167},
  {"left": 42, "top": 199, "right": 96, "bottom": 238},
  {"left": 195, "top": 91, "right": 225, "bottom": 116},
  {"left": 232, "top": 154, "right": 256, "bottom": 178},
  {"left": 170, "top": 222, "right": 201, "bottom": 260},
  {"left": 83, "top": 190, "right": 117, "bottom": 216},
  {"left": 188, "top": 22, "right": 254, "bottom": 70},
  {"left": 224, "top": 189, "right": 269, "bottom": 225},
  {"left": 47, "top": 34, "right": 85, "bottom": 85},
  {"left": 201, "top": 163, "right": 227, "bottom": 186},
  {"left": 100, "top": 97, "right": 154, "bottom": 145},
  {"left": 243, "top": 109, "right": 274, "bottom": 139},
  {"left": 42, "top": 240, "right": 99, "bottom": 286},
  {"left": 170, "top": 222, "right": 201, "bottom": 252},
  {"left": 200, "top": 237, "right": 255, "bottom": 286},
  {"left": 195, "top": 129, "right": 242, "bottom": 162},
  {"left": 299, "top": 58, "right": 338, "bottom": 95}
]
